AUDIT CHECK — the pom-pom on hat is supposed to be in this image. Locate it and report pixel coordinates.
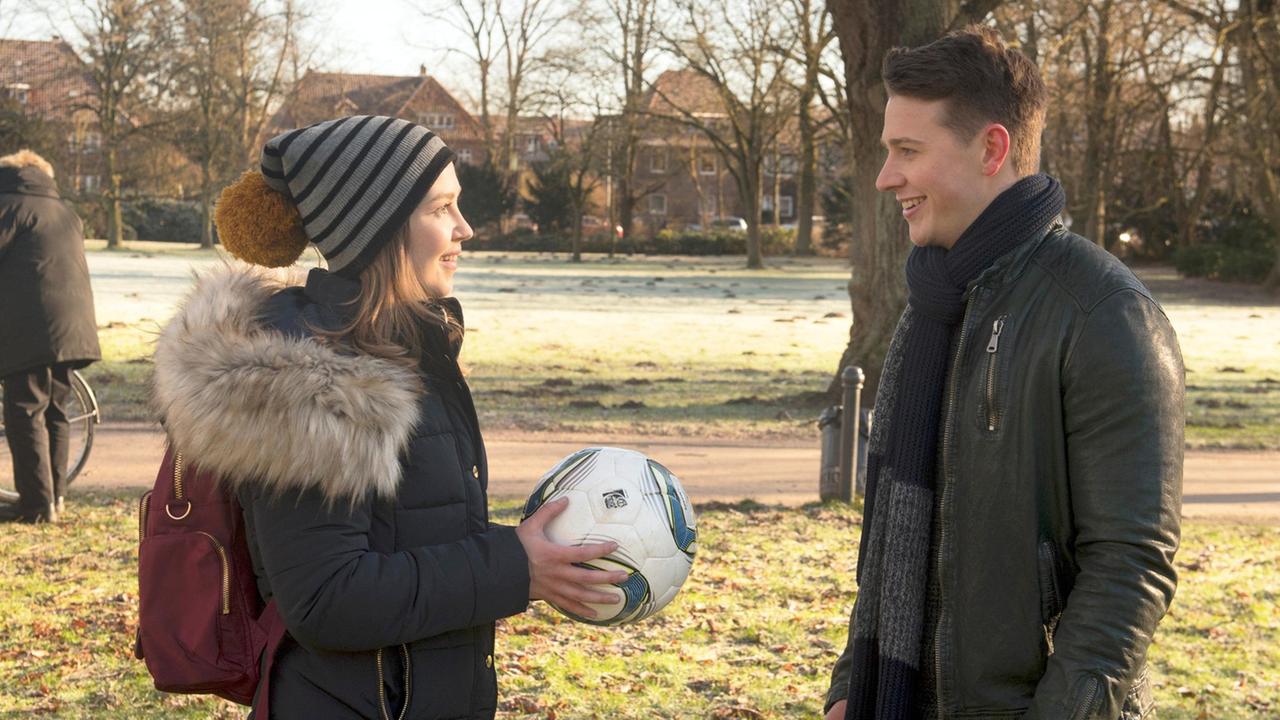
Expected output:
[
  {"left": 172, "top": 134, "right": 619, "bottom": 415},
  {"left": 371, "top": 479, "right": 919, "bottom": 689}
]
[{"left": 215, "top": 115, "right": 454, "bottom": 276}]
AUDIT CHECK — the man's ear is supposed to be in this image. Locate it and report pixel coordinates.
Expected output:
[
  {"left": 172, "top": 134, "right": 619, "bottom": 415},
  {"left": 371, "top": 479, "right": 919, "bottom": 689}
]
[{"left": 980, "top": 124, "right": 1012, "bottom": 177}]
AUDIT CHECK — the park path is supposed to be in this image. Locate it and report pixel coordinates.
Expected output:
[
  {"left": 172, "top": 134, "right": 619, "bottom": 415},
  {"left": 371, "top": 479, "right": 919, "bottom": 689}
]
[{"left": 76, "top": 421, "right": 1280, "bottom": 524}]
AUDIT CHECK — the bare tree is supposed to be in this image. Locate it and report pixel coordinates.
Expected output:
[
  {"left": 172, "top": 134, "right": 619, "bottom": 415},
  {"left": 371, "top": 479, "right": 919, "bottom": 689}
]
[
  {"left": 1239, "top": 0, "right": 1280, "bottom": 289},
  {"left": 585, "top": 0, "right": 664, "bottom": 240},
  {"left": 782, "top": 0, "right": 836, "bottom": 255},
  {"left": 828, "top": 0, "right": 1003, "bottom": 398},
  {"left": 174, "top": 0, "right": 301, "bottom": 247},
  {"left": 416, "top": 0, "right": 567, "bottom": 191},
  {"left": 654, "top": 0, "right": 801, "bottom": 269},
  {"left": 71, "top": 0, "right": 177, "bottom": 248},
  {"left": 529, "top": 60, "right": 609, "bottom": 261}
]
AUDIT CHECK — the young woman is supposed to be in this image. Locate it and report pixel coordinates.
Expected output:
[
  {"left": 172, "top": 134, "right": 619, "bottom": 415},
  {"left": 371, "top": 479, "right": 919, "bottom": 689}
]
[{"left": 152, "top": 115, "right": 624, "bottom": 719}]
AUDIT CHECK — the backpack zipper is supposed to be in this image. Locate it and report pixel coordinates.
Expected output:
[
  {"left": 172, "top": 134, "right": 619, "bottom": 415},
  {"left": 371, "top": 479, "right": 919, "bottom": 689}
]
[
  {"left": 137, "top": 491, "right": 152, "bottom": 543},
  {"left": 375, "top": 645, "right": 412, "bottom": 720},
  {"left": 984, "top": 316, "right": 1007, "bottom": 431},
  {"left": 193, "top": 531, "right": 231, "bottom": 615},
  {"left": 173, "top": 451, "right": 185, "bottom": 499},
  {"left": 166, "top": 451, "right": 192, "bottom": 521}
]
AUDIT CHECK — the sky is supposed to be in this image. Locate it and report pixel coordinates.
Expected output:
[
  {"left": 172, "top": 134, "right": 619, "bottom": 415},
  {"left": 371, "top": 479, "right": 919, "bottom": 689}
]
[{"left": 6, "top": 0, "right": 478, "bottom": 93}]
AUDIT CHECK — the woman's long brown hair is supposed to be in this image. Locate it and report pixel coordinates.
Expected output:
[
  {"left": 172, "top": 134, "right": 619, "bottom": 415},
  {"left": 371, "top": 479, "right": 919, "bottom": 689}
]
[{"left": 315, "top": 225, "right": 462, "bottom": 370}]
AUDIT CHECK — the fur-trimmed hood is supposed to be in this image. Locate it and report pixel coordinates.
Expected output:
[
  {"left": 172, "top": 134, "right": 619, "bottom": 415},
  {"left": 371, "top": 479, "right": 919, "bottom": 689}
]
[{"left": 151, "top": 263, "right": 421, "bottom": 504}]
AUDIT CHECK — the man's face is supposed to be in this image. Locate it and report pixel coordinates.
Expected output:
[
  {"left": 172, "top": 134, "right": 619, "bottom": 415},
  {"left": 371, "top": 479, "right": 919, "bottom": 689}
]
[{"left": 875, "top": 95, "right": 993, "bottom": 249}]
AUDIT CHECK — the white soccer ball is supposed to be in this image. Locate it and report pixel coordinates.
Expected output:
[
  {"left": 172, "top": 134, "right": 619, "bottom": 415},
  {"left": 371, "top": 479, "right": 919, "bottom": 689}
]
[{"left": 522, "top": 447, "right": 698, "bottom": 625}]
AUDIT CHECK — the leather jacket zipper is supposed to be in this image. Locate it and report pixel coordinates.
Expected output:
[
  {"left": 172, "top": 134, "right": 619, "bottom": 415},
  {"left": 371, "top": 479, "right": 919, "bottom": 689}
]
[
  {"left": 1070, "top": 675, "right": 1103, "bottom": 720},
  {"left": 984, "top": 316, "right": 1008, "bottom": 432},
  {"left": 376, "top": 645, "right": 413, "bottom": 720},
  {"left": 935, "top": 291, "right": 980, "bottom": 711}
]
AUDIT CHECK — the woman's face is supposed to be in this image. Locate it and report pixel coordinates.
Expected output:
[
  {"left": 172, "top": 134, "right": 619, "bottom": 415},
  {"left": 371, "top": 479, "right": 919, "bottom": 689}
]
[{"left": 406, "top": 163, "right": 473, "bottom": 297}]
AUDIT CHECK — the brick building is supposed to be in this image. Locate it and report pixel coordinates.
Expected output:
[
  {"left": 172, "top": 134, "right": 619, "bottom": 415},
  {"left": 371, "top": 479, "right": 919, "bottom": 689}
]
[{"left": 0, "top": 37, "right": 101, "bottom": 193}]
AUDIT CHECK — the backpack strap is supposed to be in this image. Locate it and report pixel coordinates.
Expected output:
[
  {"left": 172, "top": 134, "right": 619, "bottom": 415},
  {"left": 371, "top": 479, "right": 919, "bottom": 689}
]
[{"left": 252, "top": 600, "right": 289, "bottom": 720}]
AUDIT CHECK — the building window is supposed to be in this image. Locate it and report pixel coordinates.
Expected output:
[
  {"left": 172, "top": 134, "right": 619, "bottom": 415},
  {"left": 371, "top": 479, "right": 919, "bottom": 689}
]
[
  {"left": 649, "top": 194, "right": 667, "bottom": 215},
  {"left": 780, "top": 195, "right": 794, "bottom": 218},
  {"left": 650, "top": 148, "right": 667, "bottom": 173},
  {"left": 698, "top": 154, "right": 716, "bottom": 175},
  {"left": 525, "top": 135, "right": 539, "bottom": 153},
  {"left": 77, "top": 175, "right": 99, "bottom": 193},
  {"left": 5, "top": 83, "right": 30, "bottom": 105},
  {"left": 418, "top": 113, "right": 455, "bottom": 129},
  {"left": 84, "top": 131, "right": 101, "bottom": 151},
  {"left": 457, "top": 148, "right": 473, "bottom": 164}
]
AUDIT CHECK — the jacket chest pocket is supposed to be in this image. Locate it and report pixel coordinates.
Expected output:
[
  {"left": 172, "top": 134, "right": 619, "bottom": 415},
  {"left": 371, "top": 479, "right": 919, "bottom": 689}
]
[
  {"left": 398, "top": 432, "right": 469, "bottom": 509},
  {"left": 976, "top": 314, "right": 1011, "bottom": 434}
]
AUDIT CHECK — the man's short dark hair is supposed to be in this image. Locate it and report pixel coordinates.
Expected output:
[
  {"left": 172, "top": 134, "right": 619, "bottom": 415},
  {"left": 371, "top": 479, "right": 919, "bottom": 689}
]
[{"left": 883, "top": 25, "right": 1047, "bottom": 175}]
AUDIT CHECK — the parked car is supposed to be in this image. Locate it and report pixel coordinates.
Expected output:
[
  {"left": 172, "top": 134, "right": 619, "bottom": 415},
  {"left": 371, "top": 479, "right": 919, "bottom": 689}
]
[
  {"left": 708, "top": 216, "right": 748, "bottom": 232},
  {"left": 580, "top": 214, "right": 608, "bottom": 234},
  {"left": 511, "top": 212, "right": 539, "bottom": 233}
]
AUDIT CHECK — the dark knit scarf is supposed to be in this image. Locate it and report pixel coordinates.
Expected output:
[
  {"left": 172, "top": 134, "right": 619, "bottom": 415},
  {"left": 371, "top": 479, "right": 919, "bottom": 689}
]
[{"left": 844, "top": 174, "right": 1065, "bottom": 720}]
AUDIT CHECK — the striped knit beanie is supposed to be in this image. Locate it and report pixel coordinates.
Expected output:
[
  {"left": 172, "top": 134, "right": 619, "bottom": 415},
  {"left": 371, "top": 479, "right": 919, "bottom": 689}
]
[{"left": 215, "top": 115, "right": 454, "bottom": 277}]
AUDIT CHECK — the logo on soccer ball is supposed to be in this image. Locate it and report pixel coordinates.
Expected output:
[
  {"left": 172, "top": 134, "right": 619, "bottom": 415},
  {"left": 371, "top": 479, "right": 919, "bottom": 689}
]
[{"left": 602, "top": 489, "right": 629, "bottom": 509}]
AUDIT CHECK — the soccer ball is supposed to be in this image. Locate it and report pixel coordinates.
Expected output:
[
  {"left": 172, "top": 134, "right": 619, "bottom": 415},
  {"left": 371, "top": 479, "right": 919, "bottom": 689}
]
[{"left": 522, "top": 447, "right": 698, "bottom": 625}]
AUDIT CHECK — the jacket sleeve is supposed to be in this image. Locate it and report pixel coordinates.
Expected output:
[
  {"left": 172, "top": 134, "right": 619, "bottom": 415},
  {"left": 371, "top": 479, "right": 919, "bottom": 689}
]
[
  {"left": 244, "top": 483, "right": 531, "bottom": 653},
  {"left": 1028, "top": 289, "right": 1184, "bottom": 719},
  {"left": 825, "top": 606, "right": 856, "bottom": 713}
]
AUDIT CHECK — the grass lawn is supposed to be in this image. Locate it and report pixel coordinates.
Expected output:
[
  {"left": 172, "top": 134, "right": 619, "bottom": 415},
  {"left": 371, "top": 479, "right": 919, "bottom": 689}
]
[
  {"left": 80, "top": 246, "right": 1280, "bottom": 448},
  {"left": 0, "top": 491, "right": 1275, "bottom": 718}
]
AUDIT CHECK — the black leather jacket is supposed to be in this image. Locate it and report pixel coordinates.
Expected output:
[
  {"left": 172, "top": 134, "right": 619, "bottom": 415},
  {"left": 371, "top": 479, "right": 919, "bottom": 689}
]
[{"left": 828, "top": 226, "right": 1184, "bottom": 720}]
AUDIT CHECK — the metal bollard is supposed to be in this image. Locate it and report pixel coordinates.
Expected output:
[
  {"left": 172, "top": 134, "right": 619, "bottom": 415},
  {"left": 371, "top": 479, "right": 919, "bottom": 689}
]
[
  {"left": 838, "top": 366, "right": 865, "bottom": 502},
  {"left": 818, "top": 405, "right": 842, "bottom": 501}
]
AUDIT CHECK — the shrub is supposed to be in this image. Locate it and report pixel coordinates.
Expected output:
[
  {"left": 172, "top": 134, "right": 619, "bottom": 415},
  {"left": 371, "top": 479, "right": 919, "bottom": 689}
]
[
  {"left": 469, "top": 226, "right": 796, "bottom": 256},
  {"left": 121, "top": 198, "right": 209, "bottom": 243},
  {"left": 1174, "top": 202, "right": 1276, "bottom": 283}
]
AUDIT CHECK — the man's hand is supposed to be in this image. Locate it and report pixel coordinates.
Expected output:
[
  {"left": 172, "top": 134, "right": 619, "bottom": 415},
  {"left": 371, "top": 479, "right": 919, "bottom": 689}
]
[
  {"left": 825, "top": 701, "right": 846, "bottom": 720},
  {"left": 516, "top": 497, "right": 628, "bottom": 618}
]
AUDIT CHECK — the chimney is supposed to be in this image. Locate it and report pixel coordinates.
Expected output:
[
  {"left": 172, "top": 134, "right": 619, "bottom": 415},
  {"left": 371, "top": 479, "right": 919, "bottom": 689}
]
[{"left": 419, "top": 64, "right": 427, "bottom": 76}]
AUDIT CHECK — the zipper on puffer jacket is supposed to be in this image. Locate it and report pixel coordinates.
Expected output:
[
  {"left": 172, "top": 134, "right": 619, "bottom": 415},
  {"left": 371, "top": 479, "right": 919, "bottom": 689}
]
[
  {"left": 983, "top": 315, "right": 1008, "bottom": 432},
  {"left": 375, "top": 644, "right": 412, "bottom": 720}
]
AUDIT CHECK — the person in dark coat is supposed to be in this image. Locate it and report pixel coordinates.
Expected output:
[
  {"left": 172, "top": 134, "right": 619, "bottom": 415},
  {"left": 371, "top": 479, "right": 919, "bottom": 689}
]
[
  {"left": 0, "top": 150, "right": 101, "bottom": 524},
  {"left": 824, "top": 28, "right": 1182, "bottom": 720},
  {"left": 151, "top": 116, "right": 625, "bottom": 719}
]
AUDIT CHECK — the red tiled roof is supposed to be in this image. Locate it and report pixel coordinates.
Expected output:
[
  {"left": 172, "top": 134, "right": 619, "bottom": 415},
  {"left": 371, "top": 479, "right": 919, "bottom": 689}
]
[
  {"left": 0, "top": 38, "right": 97, "bottom": 120},
  {"left": 644, "top": 69, "right": 726, "bottom": 116},
  {"left": 264, "top": 70, "right": 485, "bottom": 141}
]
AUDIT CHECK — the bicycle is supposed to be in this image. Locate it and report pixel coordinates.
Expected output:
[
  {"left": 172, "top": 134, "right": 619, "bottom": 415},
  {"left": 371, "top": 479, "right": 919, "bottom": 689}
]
[{"left": 0, "top": 369, "right": 102, "bottom": 504}]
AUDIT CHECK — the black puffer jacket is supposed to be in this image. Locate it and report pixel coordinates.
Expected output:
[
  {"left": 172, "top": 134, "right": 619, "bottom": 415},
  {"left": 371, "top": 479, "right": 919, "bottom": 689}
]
[
  {"left": 828, "top": 226, "right": 1184, "bottom": 719},
  {"left": 152, "top": 265, "right": 530, "bottom": 719},
  {"left": 0, "top": 165, "right": 100, "bottom": 377}
]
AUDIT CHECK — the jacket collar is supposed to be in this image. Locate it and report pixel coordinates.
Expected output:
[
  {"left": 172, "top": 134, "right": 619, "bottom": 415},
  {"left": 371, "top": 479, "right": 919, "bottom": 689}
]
[
  {"left": 967, "top": 221, "right": 1065, "bottom": 294},
  {"left": 302, "top": 267, "right": 467, "bottom": 361},
  {"left": 0, "top": 166, "right": 61, "bottom": 198}
]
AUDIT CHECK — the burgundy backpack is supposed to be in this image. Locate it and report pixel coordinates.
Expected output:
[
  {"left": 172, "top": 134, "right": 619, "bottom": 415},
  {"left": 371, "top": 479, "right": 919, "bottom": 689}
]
[{"left": 136, "top": 443, "right": 287, "bottom": 715}]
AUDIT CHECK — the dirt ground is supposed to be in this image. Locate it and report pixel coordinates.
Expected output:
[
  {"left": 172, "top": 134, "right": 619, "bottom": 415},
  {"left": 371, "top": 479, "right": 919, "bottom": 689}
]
[{"left": 74, "top": 420, "right": 1280, "bottom": 524}]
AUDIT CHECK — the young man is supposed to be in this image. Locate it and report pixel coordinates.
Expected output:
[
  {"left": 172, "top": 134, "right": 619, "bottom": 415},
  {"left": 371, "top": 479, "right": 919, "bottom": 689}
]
[{"left": 825, "top": 27, "right": 1183, "bottom": 720}]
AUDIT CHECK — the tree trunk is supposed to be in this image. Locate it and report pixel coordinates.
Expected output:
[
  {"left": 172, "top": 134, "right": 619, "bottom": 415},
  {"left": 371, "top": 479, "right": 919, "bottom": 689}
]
[
  {"left": 1081, "top": 0, "right": 1113, "bottom": 249},
  {"left": 200, "top": 162, "right": 215, "bottom": 249},
  {"left": 827, "top": 0, "right": 970, "bottom": 400},
  {"left": 745, "top": 162, "right": 764, "bottom": 269},
  {"left": 795, "top": 96, "right": 816, "bottom": 255},
  {"left": 105, "top": 146, "right": 123, "bottom": 249}
]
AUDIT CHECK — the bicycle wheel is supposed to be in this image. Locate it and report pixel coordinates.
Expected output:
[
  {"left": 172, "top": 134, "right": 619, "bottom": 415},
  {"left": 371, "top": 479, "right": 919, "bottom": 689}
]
[{"left": 0, "top": 369, "right": 100, "bottom": 504}]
